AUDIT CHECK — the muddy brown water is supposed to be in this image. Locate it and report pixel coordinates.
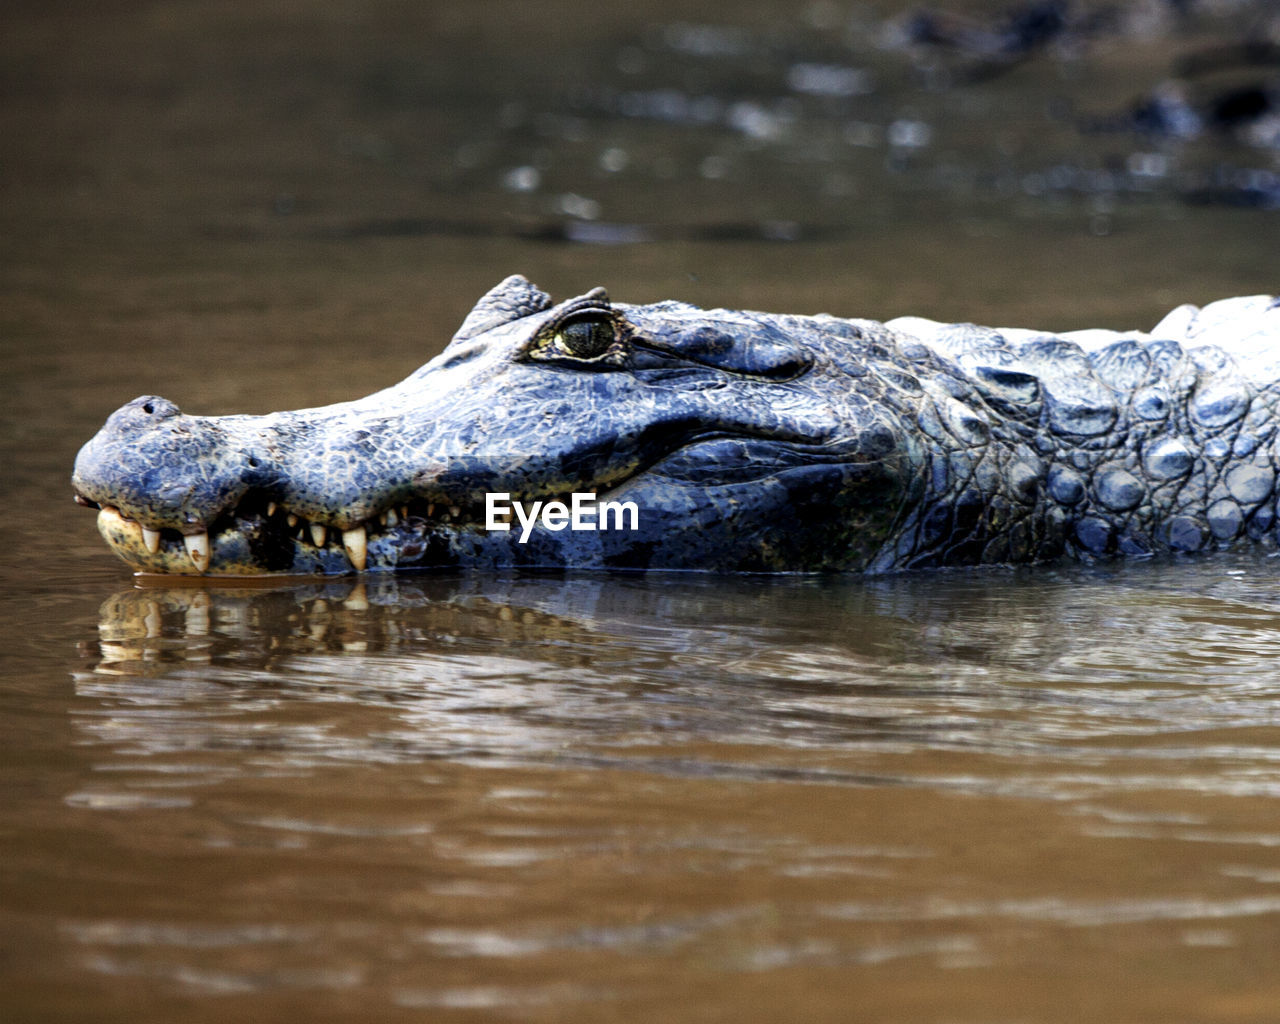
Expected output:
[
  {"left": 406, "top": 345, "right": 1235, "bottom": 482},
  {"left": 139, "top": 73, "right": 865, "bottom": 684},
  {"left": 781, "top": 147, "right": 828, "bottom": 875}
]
[{"left": 4, "top": 2, "right": 1280, "bottom": 1021}]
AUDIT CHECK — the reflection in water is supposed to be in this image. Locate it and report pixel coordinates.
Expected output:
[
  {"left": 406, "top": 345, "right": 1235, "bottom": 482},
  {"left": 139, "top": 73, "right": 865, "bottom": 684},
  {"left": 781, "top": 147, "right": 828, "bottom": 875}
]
[
  {"left": 81, "top": 565, "right": 1280, "bottom": 791},
  {"left": 34, "top": 560, "right": 1280, "bottom": 1018}
]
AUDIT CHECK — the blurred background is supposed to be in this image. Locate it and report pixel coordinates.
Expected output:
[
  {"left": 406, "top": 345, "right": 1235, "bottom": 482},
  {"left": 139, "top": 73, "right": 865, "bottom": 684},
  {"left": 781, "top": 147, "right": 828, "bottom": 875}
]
[{"left": 4, "top": 1, "right": 1277, "bottom": 424}]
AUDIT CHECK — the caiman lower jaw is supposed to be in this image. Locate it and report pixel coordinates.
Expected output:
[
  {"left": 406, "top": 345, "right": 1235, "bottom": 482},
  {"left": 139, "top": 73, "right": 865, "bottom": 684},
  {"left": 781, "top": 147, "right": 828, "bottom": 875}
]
[
  {"left": 84, "top": 490, "right": 554, "bottom": 576},
  {"left": 94, "top": 505, "right": 382, "bottom": 575}
]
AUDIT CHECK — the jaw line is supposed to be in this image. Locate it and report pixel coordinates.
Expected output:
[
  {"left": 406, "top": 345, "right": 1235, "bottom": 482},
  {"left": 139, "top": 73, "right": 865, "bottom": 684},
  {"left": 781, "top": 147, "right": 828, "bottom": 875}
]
[{"left": 88, "top": 425, "right": 837, "bottom": 575}]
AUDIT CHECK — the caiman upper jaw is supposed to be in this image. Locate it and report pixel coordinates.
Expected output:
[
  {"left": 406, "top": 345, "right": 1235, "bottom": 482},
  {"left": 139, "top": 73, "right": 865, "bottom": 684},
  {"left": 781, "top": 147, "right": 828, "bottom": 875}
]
[{"left": 71, "top": 390, "right": 638, "bottom": 575}]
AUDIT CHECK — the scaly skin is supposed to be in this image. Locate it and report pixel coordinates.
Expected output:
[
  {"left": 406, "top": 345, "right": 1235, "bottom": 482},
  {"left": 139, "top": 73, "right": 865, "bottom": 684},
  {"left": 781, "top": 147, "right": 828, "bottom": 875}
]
[{"left": 72, "top": 276, "right": 1280, "bottom": 575}]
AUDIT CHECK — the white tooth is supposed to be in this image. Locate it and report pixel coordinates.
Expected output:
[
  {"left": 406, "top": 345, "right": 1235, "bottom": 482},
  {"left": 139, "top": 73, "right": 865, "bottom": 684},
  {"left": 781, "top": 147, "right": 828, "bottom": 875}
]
[
  {"left": 449, "top": 506, "right": 460, "bottom": 518},
  {"left": 142, "top": 601, "right": 162, "bottom": 638},
  {"left": 311, "top": 523, "right": 327, "bottom": 547},
  {"left": 427, "top": 503, "right": 435, "bottom": 517},
  {"left": 287, "top": 513, "right": 299, "bottom": 528},
  {"left": 183, "top": 531, "right": 210, "bottom": 573},
  {"left": 385, "top": 508, "right": 398, "bottom": 527},
  {"left": 342, "top": 525, "right": 368, "bottom": 571},
  {"left": 185, "top": 601, "right": 209, "bottom": 637},
  {"left": 141, "top": 526, "right": 161, "bottom": 554},
  {"left": 267, "top": 502, "right": 277, "bottom": 517}
]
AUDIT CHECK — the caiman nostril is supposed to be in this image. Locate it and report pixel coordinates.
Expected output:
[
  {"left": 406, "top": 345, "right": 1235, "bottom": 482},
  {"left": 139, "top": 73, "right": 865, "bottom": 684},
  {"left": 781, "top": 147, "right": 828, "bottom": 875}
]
[{"left": 127, "top": 395, "right": 181, "bottom": 420}]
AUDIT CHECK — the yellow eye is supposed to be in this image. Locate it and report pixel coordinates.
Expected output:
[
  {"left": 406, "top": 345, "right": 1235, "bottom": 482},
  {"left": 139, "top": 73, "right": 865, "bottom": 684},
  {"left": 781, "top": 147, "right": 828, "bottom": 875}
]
[
  {"left": 554, "top": 316, "right": 616, "bottom": 359},
  {"left": 525, "top": 307, "right": 624, "bottom": 365}
]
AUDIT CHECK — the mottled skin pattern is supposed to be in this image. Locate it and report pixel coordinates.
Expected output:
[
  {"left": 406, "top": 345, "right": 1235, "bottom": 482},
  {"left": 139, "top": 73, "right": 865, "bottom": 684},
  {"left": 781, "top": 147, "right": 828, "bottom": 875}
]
[{"left": 72, "top": 276, "right": 1280, "bottom": 576}]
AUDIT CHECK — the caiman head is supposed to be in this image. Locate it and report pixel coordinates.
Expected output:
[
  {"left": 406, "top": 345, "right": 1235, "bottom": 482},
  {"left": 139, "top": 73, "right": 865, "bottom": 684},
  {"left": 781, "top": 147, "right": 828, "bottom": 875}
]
[{"left": 72, "top": 275, "right": 921, "bottom": 575}]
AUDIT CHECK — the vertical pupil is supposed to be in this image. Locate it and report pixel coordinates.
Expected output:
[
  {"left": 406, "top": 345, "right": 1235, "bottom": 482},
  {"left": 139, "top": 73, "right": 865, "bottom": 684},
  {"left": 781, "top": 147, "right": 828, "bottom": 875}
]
[{"left": 562, "top": 319, "right": 613, "bottom": 357}]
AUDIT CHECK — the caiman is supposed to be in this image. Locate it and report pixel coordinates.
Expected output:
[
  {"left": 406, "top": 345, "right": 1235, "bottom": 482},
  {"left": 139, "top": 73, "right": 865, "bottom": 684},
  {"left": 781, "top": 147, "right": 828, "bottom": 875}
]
[{"left": 72, "top": 275, "right": 1280, "bottom": 575}]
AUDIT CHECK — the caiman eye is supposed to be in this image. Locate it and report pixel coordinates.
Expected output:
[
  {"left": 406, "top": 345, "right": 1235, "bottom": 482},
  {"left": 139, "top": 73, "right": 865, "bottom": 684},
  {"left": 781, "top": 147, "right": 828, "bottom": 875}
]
[
  {"left": 557, "top": 317, "right": 615, "bottom": 359},
  {"left": 528, "top": 310, "right": 623, "bottom": 364}
]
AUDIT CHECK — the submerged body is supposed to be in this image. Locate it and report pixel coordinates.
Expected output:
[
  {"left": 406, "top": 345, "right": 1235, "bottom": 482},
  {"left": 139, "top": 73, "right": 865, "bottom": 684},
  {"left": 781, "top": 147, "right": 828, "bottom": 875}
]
[{"left": 73, "top": 277, "right": 1280, "bottom": 575}]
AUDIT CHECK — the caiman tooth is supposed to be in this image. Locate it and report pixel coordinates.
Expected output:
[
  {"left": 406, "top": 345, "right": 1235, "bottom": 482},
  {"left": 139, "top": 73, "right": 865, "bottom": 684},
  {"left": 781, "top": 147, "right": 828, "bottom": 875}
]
[
  {"left": 184, "top": 531, "right": 210, "bottom": 573},
  {"left": 267, "top": 501, "right": 277, "bottom": 517},
  {"left": 287, "top": 513, "right": 299, "bottom": 528},
  {"left": 449, "top": 505, "right": 461, "bottom": 519},
  {"left": 141, "top": 526, "right": 161, "bottom": 554},
  {"left": 427, "top": 503, "right": 435, "bottom": 518},
  {"left": 119, "top": 516, "right": 142, "bottom": 544},
  {"left": 311, "top": 522, "right": 327, "bottom": 547},
  {"left": 385, "top": 508, "right": 398, "bottom": 528},
  {"left": 342, "top": 525, "right": 368, "bottom": 571}
]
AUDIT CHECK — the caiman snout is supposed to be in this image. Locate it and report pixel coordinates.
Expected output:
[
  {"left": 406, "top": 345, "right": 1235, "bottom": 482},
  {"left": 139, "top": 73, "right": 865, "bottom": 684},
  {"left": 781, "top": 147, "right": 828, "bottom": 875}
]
[
  {"left": 72, "top": 394, "right": 265, "bottom": 572},
  {"left": 72, "top": 390, "right": 412, "bottom": 575}
]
